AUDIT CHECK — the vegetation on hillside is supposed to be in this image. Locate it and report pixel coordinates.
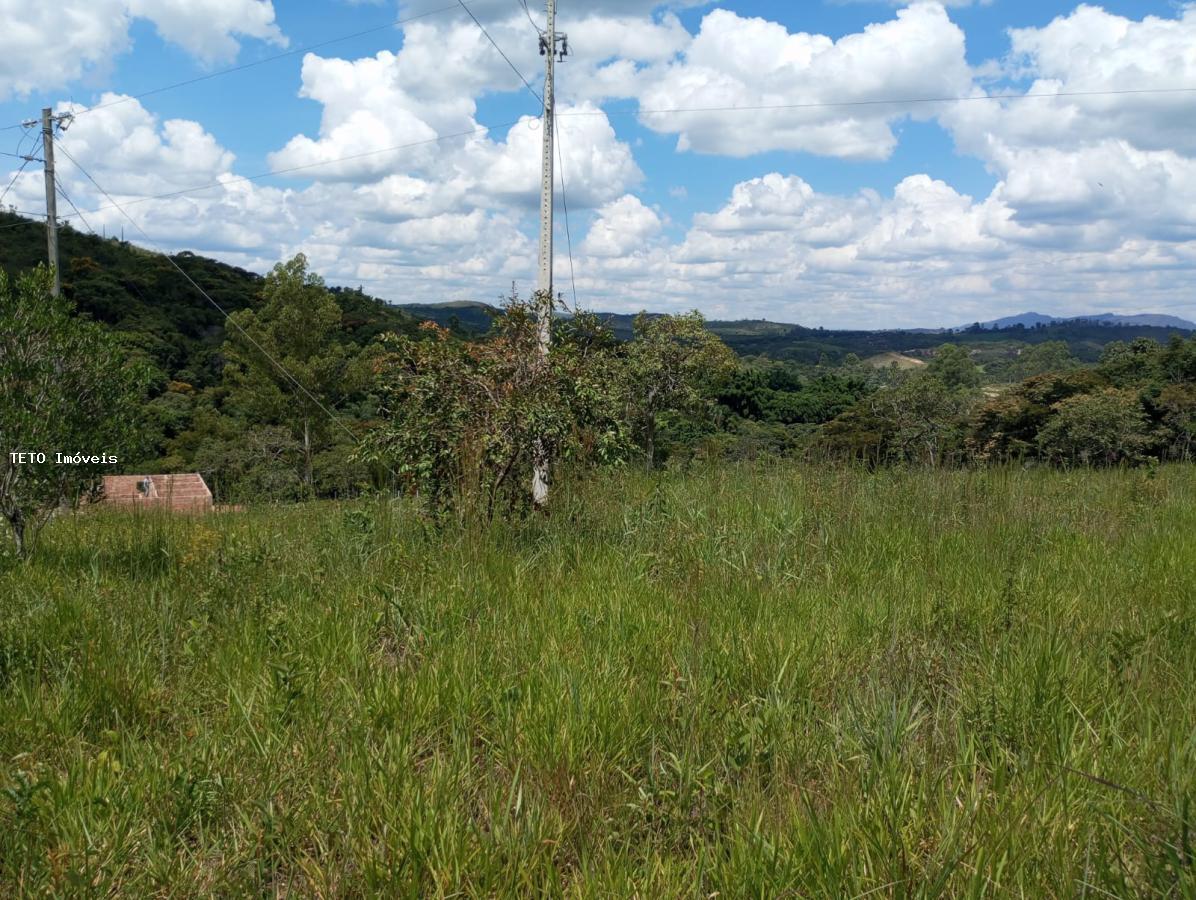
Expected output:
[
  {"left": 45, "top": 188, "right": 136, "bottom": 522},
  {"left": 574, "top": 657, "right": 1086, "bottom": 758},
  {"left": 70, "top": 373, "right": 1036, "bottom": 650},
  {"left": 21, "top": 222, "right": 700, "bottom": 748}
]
[
  {"left": 193, "top": 257, "right": 380, "bottom": 500},
  {"left": 0, "top": 215, "right": 419, "bottom": 377},
  {"left": 398, "top": 299, "right": 1193, "bottom": 365},
  {"left": 2, "top": 220, "right": 1195, "bottom": 509},
  {"left": 815, "top": 336, "right": 1196, "bottom": 468}
]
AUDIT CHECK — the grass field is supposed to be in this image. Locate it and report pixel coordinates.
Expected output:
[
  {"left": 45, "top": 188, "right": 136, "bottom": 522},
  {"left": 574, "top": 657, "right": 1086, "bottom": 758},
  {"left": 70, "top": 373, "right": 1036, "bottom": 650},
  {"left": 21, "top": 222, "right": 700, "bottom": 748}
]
[{"left": 1, "top": 465, "right": 1194, "bottom": 897}]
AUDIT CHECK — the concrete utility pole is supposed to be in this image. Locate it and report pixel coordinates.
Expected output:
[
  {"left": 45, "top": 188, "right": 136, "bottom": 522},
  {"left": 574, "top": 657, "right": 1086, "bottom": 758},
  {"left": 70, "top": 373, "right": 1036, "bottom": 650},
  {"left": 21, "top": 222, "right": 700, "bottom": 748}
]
[
  {"left": 532, "top": 0, "right": 567, "bottom": 508},
  {"left": 40, "top": 108, "right": 60, "bottom": 297},
  {"left": 28, "top": 108, "right": 73, "bottom": 295}
]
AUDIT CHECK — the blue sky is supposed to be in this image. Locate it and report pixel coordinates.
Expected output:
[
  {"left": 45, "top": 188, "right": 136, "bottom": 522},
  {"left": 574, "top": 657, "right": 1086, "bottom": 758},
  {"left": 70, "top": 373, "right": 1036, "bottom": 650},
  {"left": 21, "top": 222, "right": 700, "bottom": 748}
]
[{"left": 2, "top": 0, "right": 1195, "bottom": 327}]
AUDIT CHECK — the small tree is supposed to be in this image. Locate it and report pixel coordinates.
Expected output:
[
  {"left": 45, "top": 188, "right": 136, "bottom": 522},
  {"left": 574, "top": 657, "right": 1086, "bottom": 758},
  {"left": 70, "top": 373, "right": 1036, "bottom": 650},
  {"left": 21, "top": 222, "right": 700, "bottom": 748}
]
[
  {"left": 621, "top": 312, "right": 736, "bottom": 468},
  {"left": 192, "top": 423, "right": 305, "bottom": 503},
  {"left": 1159, "top": 334, "right": 1196, "bottom": 384},
  {"left": 0, "top": 268, "right": 148, "bottom": 557},
  {"left": 927, "top": 343, "right": 981, "bottom": 390},
  {"left": 1010, "top": 340, "right": 1079, "bottom": 380},
  {"left": 822, "top": 373, "right": 976, "bottom": 467},
  {"left": 967, "top": 369, "right": 1107, "bottom": 462},
  {"left": 1155, "top": 383, "right": 1196, "bottom": 461},
  {"left": 221, "top": 255, "right": 369, "bottom": 493},
  {"left": 553, "top": 310, "right": 635, "bottom": 467},
  {"left": 1097, "top": 338, "right": 1162, "bottom": 388},
  {"left": 358, "top": 297, "right": 578, "bottom": 519}
]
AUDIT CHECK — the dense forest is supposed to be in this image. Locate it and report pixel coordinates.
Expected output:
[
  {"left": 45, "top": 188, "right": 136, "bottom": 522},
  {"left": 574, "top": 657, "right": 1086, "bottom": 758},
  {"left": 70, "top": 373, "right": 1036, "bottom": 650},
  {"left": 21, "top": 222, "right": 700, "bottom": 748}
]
[{"left": 2, "top": 210, "right": 1194, "bottom": 508}]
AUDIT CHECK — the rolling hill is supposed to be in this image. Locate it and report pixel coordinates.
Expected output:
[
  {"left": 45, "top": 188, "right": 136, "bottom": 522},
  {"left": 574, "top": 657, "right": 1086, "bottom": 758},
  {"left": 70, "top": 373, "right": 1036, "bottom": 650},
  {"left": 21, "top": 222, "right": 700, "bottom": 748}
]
[
  {"left": 970, "top": 311, "right": 1196, "bottom": 330},
  {"left": 0, "top": 212, "right": 419, "bottom": 387},
  {"left": 396, "top": 301, "right": 1194, "bottom": 364},
  {"left": 3, "top": 211, "right": 1191, "bottom": 377}
]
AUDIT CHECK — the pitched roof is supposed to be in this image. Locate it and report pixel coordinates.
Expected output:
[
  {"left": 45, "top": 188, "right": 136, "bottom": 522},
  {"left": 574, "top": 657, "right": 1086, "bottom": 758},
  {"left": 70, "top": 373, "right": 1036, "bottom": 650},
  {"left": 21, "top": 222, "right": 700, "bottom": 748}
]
[{"left": 101, "top": 474, "right": 213, "bottom": 511}]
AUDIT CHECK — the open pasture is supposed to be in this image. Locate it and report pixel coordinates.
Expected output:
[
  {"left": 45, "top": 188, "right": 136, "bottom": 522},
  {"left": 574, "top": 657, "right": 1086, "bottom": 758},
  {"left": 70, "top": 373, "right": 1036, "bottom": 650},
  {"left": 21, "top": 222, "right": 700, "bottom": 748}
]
[{"left": 1, "top": 465, "right": 1194, "bottom": 896}]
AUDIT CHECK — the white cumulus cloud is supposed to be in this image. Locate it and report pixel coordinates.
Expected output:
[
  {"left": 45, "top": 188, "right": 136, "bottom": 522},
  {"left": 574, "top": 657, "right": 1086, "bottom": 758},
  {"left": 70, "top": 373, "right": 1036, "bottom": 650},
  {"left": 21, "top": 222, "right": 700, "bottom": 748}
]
[
  {"left": 0, "top": 0, "right": 284, "bottom": 100},
  {"left": 633, "top": 3, "right": 972, "bottom": 159},
  {"left": 5, "top": 2, "right": 1196, "bottom": 328}
]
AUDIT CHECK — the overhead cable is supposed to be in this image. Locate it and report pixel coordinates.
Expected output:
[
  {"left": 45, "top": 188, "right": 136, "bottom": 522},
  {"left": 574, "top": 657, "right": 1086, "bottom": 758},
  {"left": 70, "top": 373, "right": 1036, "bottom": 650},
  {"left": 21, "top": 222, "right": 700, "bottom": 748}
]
[{"left": 55, "top": 141, "right": 365, "bottom": 446}]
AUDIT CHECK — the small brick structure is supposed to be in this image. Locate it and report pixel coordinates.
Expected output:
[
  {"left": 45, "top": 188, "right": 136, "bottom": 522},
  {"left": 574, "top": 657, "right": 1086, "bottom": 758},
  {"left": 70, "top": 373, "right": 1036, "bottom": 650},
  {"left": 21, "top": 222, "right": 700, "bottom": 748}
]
[{"left": 100, "top": 474, "right": 214, "bottom": 513}]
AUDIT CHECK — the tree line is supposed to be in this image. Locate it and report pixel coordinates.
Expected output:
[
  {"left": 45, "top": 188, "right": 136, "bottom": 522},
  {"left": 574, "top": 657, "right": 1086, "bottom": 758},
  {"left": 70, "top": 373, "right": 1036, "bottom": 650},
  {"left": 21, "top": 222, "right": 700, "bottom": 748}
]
[
  {"left": 2, "top": 253, "right": 1195, "bottom": 557},
  {"left": 819, "top": 339, "right": 1196, "bottom": 467}
]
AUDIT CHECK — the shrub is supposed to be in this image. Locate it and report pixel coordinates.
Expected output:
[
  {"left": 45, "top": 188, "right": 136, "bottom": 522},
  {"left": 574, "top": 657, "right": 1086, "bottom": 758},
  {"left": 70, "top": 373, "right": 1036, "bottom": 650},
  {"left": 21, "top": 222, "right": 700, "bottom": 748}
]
[
  {"left": 357, "top": 300, "right": 577, "bottom": 519},
  {"left": 0, "top": 268, "right": 148, "bottom": 557},
  {"left": 1036, "top": 388, "right": 1151, "bottom": 466}
]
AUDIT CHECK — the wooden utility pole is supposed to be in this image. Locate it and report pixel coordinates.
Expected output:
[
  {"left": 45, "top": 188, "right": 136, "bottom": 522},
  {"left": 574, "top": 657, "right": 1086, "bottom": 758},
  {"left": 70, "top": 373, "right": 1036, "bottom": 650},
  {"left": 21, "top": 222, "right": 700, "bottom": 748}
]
[
  {"left": 40, "top": 108, "right": 59, "bottom": 297},
  {"left": 532, "top": 0, "right": 566, "bottom": 508}
]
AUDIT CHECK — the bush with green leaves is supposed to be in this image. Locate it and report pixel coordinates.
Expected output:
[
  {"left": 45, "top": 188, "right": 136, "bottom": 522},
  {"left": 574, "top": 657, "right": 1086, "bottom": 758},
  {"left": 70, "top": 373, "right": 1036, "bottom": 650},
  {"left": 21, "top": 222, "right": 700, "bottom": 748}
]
[
  {"left": 967, "top": 369, "right": 1109, "bottom": 462},
  {"left": 0, "top": 267, "right": 148, "bottom": 557},
  {"left": 192, "top": 424, "right": 306, "bottom": 503},
  {"left": 820, "top": 372, "right": 979, "bottom": 466},
  {"left": 620, "top": 311, "right": 737, "bottom": 469},
  {"left": 1154, "top": 383, "right": 1196, "bottom": 461},
  {"left": 358, "top": 303, "right": 738, "bottom": 516},
  {"left": 357, "top": 298, "right": 580, "bottom": 519},
  {"left": 716, "top": 366, "right": 870, "bottom": 426},
  {"left": 926, "top": 342, "right": 981, "bottom": 390},
  {"left": 1036, "top": 388, "right": 1153, "bottom": 466},
  {"left": 1009, "top": 339, "right": 1080, "bottom": 380}
]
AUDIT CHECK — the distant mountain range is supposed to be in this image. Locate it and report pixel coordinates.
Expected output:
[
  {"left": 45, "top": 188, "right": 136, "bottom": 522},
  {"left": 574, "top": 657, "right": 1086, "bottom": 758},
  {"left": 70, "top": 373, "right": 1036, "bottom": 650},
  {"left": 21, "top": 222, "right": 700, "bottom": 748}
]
[
  {"left": 397, "top": 301, "right": 1195, "bottom": 364},
  {"left": 964, "top": 311, "right": 1196, "bottom": 331},
  {"left": 399, "top": 302, "right": 1196, "bottom": 339}
]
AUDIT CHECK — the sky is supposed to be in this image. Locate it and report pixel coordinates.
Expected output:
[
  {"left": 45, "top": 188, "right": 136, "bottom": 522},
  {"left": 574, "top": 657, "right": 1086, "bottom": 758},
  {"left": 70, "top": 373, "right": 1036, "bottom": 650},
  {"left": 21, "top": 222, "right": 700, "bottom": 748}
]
[{"left": 0, "top": 0, "right": 1194, "bottom": 329}]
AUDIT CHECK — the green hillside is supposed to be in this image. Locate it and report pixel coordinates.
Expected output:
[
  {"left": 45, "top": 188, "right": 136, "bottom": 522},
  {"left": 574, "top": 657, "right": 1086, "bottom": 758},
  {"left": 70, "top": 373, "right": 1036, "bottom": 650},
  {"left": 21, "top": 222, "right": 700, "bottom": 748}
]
[
  {"left": 720, "top": 321, "right": 1195, "bottom": 364},
  {"left": 0, "top": 212, "right": 418, "bottom": 388},
  {"left": 397, "top": 300, "right": 503, "bottom": 335},
  {"left": 5, "top": 212, "right": 1193, "bottom": 496}
]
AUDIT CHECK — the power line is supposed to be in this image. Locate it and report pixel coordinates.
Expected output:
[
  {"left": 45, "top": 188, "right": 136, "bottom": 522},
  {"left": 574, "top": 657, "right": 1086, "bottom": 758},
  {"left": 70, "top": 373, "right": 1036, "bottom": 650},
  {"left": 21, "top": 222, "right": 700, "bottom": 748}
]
[
  {"left": 0, "top": 218, "right": 45, "bottom": 231},
  {"left": 555, "top": 117, "right": 578, "bottom": 311},
  {"left": 457, "top": 0, "right": 575, "bottom": 310},
  {"left": 0, "top": 157, "right": 32, "bottom": 208},
  {"left": 56, "top": 182, "right": 97, "bottom": 236},
  {"left": 0, "top": 209, "right": 53, "bottom": 219},
  {"left": 518, "top": 0, "right": 544, "bottom": 36},
  {"left": 14, "top": 123, "right": 40, "bottom": 160},
  {"left": 54, "top": 141, "right": 364, "bottom": 447},
  {"left": 557, "top": 86, "right": 1196, "bottom": 119},
  {"left": 457, "top": 0, "right": 543, "bottom": 104},
  {"left": 0, "top": 4, "right": 461, "bottom": 132},
  {"left": 24, "top": 82, "right": 1195, "bottom": 139},
  {"left": 2, "top": 47, "right": 1190, "bottom": 132}
]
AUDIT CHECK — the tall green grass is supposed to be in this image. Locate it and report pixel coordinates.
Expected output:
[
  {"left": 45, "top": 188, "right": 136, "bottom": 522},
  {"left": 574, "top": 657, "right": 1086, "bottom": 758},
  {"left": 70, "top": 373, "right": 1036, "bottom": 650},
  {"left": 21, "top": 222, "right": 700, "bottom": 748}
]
[{"left": 1, "top": 464, "right": 1194, "bottom": 896}]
